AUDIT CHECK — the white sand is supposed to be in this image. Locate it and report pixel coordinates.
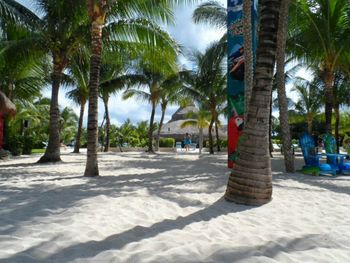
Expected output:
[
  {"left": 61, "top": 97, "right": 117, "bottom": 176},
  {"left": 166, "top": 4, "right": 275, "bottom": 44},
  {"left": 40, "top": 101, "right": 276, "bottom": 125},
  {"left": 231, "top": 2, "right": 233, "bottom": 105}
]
[{"left": 1, "top": 151, "right": 350, "bottom": 263}]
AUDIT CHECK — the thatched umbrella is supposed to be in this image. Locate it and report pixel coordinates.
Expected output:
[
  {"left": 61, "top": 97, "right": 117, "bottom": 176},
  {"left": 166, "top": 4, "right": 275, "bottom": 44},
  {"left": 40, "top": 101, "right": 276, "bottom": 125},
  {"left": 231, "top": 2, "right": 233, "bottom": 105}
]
[{"left": 0, "top": 91, "right": 16, "bottom": 116}]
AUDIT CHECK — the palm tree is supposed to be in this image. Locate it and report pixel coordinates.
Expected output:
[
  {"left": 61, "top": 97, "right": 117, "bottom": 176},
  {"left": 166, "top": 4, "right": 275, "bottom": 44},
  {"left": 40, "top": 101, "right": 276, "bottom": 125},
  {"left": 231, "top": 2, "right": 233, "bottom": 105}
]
[
  {"left": 292, "top": 78, "right": 322, "bottom": 134},
  {"left": 275, "top": 0, "right": 294, "bottom": 172},
  {"left": 59, "top": 107, "right": 78, "bottom": 145},
  {"left": 84, "top": 0, "right": 190, "bottom": 176},
  {"left": 122, "top": 62, "right": 178, "bottom": 153},
  {"left": 184, "top": 40, "right": 226, "bottom": 154},
  {"left": 8, "top": 0, "right": 89, "bottom": 163},
  {"left": 290, "top": 0, "right": 350, "bottom": 133},
  {"left": 155, "top": 73, "right": 185, "bottom": 151},
  {"left": 66, "top": 52, "right": 90, "bottom": 153},
  {"left": 225, "top": 0, "right": 282, "bottom": 205},
  {"left": 181, "top": 107, "right": 210, "bottom": 154}
]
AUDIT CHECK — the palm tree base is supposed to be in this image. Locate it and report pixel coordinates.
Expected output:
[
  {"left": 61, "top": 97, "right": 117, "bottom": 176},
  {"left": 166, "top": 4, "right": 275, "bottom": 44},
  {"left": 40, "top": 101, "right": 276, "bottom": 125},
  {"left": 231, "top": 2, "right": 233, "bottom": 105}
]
[
  {"left": 37, "top": 154, "right": 62, "bottom": 163},
  {"left": 224, "top": 193, "right": 271, "bottom": 206},
  {"left": 224, "top": 172, "right": 272, "bottom": 206}
]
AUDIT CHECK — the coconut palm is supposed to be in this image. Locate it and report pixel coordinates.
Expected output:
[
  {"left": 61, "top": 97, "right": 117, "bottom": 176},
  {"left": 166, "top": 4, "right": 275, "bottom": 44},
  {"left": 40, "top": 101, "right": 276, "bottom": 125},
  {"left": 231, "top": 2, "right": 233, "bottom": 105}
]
[
  {"left": 66, "top": 51, "right": 90, "bottom": 153},
  {"left": 5, "top": 0, "right": 89, "bottom": 163},
  {"left": 155, "top": 73, "right": 186, "bottom": 151},
  {"left": 292, "top": 77, "right": 322, "bottom": 134},
  {"left": 59, "top": 107, "right": 78, "bottom": 145},
  {"left": 84, "top": 0, "right": 191, "bottom": 176},
  {"left": 181, "top": 107, "right": 210, "bottom": 154},
  {"left": 290, "top": 0, "right": 350, "bottom": 133},
  {"left": 122, "top": 62, "right": 178, "bottom": 153},
  {"left": 275, "top": 0, "right": 294, "bottom": 172},
  {"left": 184, "top": 40, "right": 226, "bottom": 154},
  {"left": 225, "top": 0, "right": 282, "bottom": 205}
]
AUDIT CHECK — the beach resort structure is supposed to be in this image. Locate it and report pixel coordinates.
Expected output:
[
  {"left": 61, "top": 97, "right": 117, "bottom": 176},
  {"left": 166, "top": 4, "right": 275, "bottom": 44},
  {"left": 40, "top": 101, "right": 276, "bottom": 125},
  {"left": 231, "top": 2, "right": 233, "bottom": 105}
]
[{"left": 158, "top": 104, "right": 227, "bottom": 142}]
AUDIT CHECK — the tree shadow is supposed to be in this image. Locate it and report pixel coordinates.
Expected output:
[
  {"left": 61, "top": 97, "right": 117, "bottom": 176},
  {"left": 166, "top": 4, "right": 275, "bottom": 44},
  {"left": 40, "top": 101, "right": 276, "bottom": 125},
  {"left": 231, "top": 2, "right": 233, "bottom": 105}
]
[{"left": 0, "top": 198, "right": 256, "bottom": 263}]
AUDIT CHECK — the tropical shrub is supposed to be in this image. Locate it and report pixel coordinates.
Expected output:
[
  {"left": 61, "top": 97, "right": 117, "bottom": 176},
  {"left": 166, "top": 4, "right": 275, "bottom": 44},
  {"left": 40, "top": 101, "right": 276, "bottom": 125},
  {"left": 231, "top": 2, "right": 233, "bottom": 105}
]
[{"left": 159, "top": 138, "right": 175, "bottom": 147}]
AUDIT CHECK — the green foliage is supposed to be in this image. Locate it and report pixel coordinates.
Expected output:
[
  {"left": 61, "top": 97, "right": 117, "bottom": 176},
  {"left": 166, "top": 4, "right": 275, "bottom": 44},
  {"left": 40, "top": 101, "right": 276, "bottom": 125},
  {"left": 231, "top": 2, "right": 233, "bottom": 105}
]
[
  {"left": 22, "top": 133, "right": 34, "bottom": 155},
  {"left": 7, "top": 134, "right": 23, "bottom": 156},
  {"left": 159, "top": 138, "right": 175, "bottom": 147},
  {"left": 220, "top": 139, "right": 228, "bottom": 148}
]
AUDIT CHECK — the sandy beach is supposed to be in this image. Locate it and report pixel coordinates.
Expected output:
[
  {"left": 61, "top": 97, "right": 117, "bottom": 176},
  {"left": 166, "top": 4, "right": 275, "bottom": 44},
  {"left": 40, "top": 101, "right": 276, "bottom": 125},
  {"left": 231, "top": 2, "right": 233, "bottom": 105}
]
[{"left": 1, "top": 151, "right": 350, "bottom": 263}]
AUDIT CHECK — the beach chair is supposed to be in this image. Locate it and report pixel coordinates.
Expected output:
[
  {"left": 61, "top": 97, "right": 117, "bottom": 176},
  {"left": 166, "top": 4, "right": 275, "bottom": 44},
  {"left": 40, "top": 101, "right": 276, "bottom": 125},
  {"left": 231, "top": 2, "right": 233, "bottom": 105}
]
[
  {"left": 299, "top": 132, "right": 336, "bottom": 176},
  {"left": 323, "top": 133, "right": 350, "bottom": 175},
  {"left": 175, "top": 141, "right": 183, "bottom": 152}
]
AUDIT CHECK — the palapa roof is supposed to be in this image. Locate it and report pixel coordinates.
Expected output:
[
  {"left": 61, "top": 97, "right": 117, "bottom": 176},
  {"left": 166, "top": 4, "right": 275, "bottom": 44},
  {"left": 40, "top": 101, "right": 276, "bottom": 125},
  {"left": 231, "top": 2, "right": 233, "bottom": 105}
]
[
  {"left": 0, "top": 91, "right": 16, "bottom": 116},
  {"left": 158, "top": 104, "right": 227, "bottom": 139}
]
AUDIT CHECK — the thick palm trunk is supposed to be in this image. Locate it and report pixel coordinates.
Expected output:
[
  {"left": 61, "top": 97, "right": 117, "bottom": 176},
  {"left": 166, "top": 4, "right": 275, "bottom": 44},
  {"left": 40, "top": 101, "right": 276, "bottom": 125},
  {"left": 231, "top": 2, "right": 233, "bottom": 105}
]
[
  {"left": 215, "top": 121, "right": 221, "bottom": 152},
  {"left": 103, "top": 96, "right": 110, "bottom": 152},
  {"left": 276, "top": 0, "right": 294, "bottom": 172},
  {"left": 147, "top": 101, "right": 156, "bottom": 153},
  {"left": 324, "top": 70, "right": 334, "bottom": 134},
  {"left": 84, "top": 11, "right": 105, "bottom": 176},
  {"left": 225, "top": 0, "right": 281, "bottom": 206},
  {"left": 73, "top": 101, "right": 86, "bottom": 153},
  {"left": 208, "top": 117, "right": 214, "bottom": 154},
  {"left": 38, "top": 59, "right": 63, "bottom": 163},
  {"left": 243, "top": 0, "right": 254, "bottom": 119},
  {"left": 155, "top": 103, "right": 167, "bottom": 151}
]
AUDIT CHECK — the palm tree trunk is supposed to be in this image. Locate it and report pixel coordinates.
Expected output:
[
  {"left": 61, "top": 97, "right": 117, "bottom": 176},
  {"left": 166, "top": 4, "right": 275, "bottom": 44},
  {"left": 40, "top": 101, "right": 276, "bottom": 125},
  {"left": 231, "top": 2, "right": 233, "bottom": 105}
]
[
  {"left": 208, "top": 117, "right": 214, "bottom": 154},
  {"left": 276, "top": 0, "right": 294, "bottom": 172},
  {"left": 156, "top": 102, "right": 167, "bottom": 151},
  {"left": 307, "top": 115, "right": 312, "bottom": 134},
  {"left": 243, "top": 0, "right": 254, "bottom": 119},
  {"left": 215, "top": 121, "right": 221, "bottom": 152},
  {"left": 147, "top": 100, "right": 156, "bottom": 153},
  {"left": 84, "top": 7, "right": 106, "bottom": 176},
  {"left": 103, "top": 96, "right": 110, "bottom": 152},
  {"left": 73, "top": 100, "right": 86, "bottom": 153},
  {"left": 225, "top": 0, "right": 281, "bottom": 206},
  {"left": 269, "top": 97, "right": 273, "bottom": 158},
  {"left": 334, "top": 103, "right": 340, "bottom": 153},
  {"left": 324, "top": 70, "right": 334, "bottom": 134},
  {"left": 199, "top": 127, "right": 203, "bottom": 155},
  {"left": 38, "top": 58, "right": 63, "bottom": 163}
]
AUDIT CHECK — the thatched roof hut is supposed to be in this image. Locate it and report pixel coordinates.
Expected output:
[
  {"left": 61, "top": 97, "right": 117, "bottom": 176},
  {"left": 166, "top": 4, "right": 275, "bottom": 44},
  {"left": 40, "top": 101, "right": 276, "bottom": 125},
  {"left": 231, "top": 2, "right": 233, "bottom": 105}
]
[
  {"left": 0, "top": 91, "right": 16, "bottom": 116},
  {"left": 158, "top": 104, "right": 227, "bottom": 141}
]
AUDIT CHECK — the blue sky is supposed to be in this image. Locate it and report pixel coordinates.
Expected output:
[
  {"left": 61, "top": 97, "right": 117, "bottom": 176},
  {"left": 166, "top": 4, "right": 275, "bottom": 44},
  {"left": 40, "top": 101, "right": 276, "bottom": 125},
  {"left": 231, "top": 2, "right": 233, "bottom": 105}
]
[{"left": 17, "top": 0, "right": 226, "bottom": 126}]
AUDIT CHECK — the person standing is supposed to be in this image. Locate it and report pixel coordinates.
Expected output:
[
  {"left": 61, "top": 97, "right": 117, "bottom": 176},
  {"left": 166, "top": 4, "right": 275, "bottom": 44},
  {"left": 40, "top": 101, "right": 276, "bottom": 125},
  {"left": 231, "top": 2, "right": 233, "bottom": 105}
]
[{"left": 184, "top": 133, "right": 191, "bottom": 151}]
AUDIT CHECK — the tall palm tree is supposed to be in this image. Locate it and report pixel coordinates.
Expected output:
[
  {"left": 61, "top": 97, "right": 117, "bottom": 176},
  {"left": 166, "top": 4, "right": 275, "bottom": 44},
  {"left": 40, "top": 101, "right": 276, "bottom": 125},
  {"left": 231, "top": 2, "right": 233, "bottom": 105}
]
[
  {"left": 8, "top": 0, "right": 89, "bottom": 163},
  {"left": 84, "top": 0, "right": 190, "bottom": 176},
  {"left": 275, "top": 0, "right": 294, "bottom": 172},
  {"left": 155, "top": 73, "right": 185, "bottom": 151},
  {"left": 122, "top": 62, "right": 178, "bottom": 153},
  {"left": 66, "top": 52, "right": 90, "bottom": 153},
  {"left": 290, "top": 0, "right": 350, "bottom": 133},
  {"left": 184, "top": 40, "right": 226, "bottom": 154},
  {"left": 181, "top": 107, "right": 210, "bottom": 154},
  {"left": 292, "top": 78, "right": 322, "bottom": 134},
  {"left": 225, "top": 0, "right": 282, "bottom": 205}
]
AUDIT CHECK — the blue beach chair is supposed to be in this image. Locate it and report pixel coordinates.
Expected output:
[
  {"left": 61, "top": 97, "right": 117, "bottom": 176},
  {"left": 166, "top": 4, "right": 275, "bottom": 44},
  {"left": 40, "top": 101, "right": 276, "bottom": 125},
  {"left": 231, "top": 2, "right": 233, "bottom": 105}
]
[{"left": 299, "top": 132, "right": 336, "bottom": 176}]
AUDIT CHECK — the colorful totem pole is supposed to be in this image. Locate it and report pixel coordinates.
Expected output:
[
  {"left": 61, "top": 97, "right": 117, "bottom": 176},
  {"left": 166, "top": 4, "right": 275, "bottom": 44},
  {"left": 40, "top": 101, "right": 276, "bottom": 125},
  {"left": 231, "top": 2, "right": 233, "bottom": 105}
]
[{"left": 227, "top": 0, "right": 258, "bottom": 168}]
